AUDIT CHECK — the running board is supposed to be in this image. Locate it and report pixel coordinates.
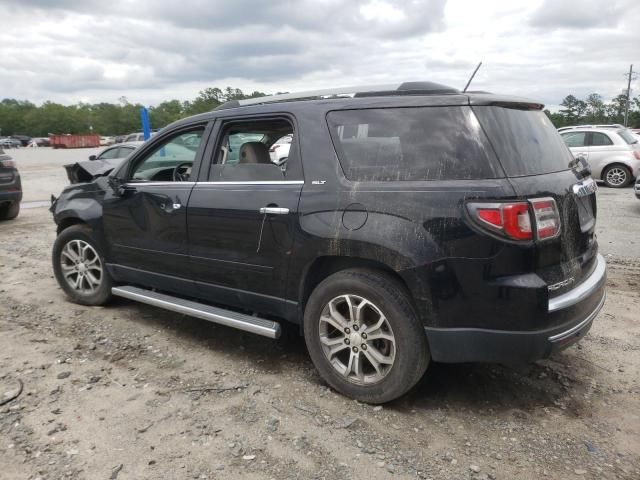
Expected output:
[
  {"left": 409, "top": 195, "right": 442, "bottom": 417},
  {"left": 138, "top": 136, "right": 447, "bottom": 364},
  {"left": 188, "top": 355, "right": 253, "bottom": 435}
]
[{"left": 112, "top": 286, "right": 281, "bottom": 339}]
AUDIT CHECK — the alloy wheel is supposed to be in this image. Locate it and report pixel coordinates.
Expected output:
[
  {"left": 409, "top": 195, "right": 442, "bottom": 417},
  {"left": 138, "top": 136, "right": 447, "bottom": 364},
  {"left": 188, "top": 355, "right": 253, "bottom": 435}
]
[
  {"left": 318, "top": 294, "right": 396, "bottom": 385},
  {"left": 606, "top": 167, "right": 628, "bottom": 187},
  {"left": 60, "top": 239, "right": 103, "bottom": 294}
]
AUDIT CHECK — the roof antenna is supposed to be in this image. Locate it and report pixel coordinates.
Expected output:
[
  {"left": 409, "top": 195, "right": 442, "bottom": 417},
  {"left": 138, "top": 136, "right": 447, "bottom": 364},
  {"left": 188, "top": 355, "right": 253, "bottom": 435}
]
[{"left": 462, "top": 61, "right": 482, "bottom": 93}]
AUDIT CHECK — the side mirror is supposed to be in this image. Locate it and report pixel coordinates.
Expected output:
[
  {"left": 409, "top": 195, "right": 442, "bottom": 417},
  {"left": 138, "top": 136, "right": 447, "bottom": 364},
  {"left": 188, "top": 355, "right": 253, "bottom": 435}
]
[
  {"left": 108, "top": 176, "right": 125, "bottom": 196},
  {"left": 89, "top": 155, "right": 97, "bottom": 161}
]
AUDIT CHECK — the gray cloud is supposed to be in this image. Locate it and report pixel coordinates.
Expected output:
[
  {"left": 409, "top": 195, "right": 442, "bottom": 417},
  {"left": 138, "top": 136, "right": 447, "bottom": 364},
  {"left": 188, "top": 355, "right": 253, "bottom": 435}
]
[
  {"left": 0, "top": 0, "right": 638, "bottom": 109},
  {"left": 529, "top": 0, "right": 634, "bottom": 29}
]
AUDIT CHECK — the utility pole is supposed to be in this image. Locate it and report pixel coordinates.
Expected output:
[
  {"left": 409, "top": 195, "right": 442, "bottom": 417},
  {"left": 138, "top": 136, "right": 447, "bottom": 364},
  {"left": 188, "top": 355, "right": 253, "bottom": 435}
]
[{"left": 623, "top": 64, "right": 637, "bottom": 127}]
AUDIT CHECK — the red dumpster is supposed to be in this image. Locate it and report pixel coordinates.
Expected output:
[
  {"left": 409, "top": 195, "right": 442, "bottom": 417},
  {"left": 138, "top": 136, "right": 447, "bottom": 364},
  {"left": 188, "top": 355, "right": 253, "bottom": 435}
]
[{"left": 49, "top": 134, "right": 101, "bottom": 149}]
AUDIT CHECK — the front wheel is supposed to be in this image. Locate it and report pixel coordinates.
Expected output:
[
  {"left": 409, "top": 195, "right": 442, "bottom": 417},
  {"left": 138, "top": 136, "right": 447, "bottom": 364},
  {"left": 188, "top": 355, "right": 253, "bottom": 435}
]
[
  {"left": 303, "top": 269, "right": 429, "bottom": 404},
  {"left": 52, "top": 225, "right": 112, "bottom": 305},
  {"left": 603, "top": 164, "right": 631, "bottom": 188}
]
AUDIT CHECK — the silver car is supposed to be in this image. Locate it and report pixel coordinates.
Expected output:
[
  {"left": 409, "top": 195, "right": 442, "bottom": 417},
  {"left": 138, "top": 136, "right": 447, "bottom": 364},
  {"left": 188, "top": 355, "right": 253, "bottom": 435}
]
[{"left": 560, "top": 128, "right": 640, "bottom": 188}]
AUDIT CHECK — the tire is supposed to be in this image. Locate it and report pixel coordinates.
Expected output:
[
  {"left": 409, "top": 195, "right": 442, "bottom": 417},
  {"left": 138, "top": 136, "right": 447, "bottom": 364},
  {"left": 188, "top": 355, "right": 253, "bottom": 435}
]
[
  {"left": 602, "top": 164, "right": 631, "bottom": 188},
  {"left": 303, "top": 268, "right": 429, "bottom": 404},
  {"left": 52, "top": 224, "right": 112, "bottom": 306},
  {"left": 0, "top": 201, "right": 19, "bottom": 220}
]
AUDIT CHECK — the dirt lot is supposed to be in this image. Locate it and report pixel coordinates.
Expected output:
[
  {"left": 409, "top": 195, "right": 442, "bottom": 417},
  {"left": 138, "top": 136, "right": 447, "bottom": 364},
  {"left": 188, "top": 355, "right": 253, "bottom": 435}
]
[{"left": 1, "top": 149, "right": 639, "bottom": 479}]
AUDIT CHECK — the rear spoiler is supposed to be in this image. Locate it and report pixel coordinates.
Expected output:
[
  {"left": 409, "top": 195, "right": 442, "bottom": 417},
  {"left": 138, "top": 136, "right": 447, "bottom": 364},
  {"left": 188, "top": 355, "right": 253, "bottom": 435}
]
[{"left": 468, "top": 94, "right": 544, "bottom": 110}]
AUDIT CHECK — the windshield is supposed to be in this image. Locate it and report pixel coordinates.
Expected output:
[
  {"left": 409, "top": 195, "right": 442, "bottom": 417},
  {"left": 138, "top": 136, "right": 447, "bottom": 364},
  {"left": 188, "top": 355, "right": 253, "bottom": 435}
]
[
  {"left": 473, "top": 107, "right": 574, "bottom": 176},
  {"left": 618, "top": 129, "right": 638, "bottom": 144}
]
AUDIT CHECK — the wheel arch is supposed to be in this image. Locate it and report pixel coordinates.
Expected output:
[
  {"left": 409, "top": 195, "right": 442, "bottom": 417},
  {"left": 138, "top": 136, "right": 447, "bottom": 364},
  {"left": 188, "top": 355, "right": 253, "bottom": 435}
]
[
  {"left": 601, "top": 162, "right": 633, "bottom": 185},
  {"left": 298, "top": 256, "right": 419, "bottom": 322}
]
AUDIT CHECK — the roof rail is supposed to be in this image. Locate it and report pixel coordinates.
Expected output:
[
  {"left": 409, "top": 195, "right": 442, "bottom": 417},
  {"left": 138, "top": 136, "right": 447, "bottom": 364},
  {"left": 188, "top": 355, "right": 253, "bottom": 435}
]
[{"left": 215, "top": 81, "right": 459, "bottom": 110}]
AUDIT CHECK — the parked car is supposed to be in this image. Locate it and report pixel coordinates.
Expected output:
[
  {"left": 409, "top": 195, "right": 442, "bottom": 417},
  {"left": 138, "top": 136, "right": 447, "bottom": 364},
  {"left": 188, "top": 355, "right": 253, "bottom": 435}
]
[
  {"left": 29, "top": 137, "right": 50, "bottom": 147},
  {"left": 0, "top": 148, "right": 21, "bottom": 220},
  {"left": 0, "top": 137, "right": 22, "bottom": 148},
  {"left": 560, "top": 127, "right": 640, "bottom": 187},
  {"left": 11, "top": 135, "right": 32, "bottom": 146},
  {"left": 64, "top": 142, "right": 142, "bottom": 184},
  {"left": 269, "top": 134, "right": 292, "bottom": 165},
  {"left": 50, "top": 81, "right": 606, "bottom": 403},
  {"left": 100, "top": 136, "right": 115, "bottom": 146},
  {"left": 557, "top": 124, "right": 625, "bottom": 133},
  {"left": 123, "top": 132, "right": 157, "bottom": 143}
]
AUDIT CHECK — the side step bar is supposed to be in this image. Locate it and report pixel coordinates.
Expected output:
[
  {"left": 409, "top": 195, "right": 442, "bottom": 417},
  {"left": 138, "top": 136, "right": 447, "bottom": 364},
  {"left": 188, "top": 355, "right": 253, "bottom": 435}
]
[{"left": 112, "top": 286, "right": 281, "bottom": 339}]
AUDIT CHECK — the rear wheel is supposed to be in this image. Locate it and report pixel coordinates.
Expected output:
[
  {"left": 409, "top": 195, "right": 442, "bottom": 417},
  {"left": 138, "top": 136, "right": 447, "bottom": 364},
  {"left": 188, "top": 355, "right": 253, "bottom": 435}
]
[
  {"left": 602, "top": 164, "right": 631, "bottom": 188},
  {"left": 52, "top": 225, "right": 112, "bottom": 305},
  {"left": 0, "top": 201, "right": 19, "bottom": 220},
  {"left": 303, "top": 269, "right": 429, "bottom": 403}
]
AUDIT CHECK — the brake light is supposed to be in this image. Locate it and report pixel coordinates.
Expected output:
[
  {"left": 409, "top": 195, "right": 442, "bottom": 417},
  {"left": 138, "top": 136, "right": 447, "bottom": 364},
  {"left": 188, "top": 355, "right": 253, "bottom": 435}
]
[
  {"left": 0, "top": 159, "right": 16, "bottom": 168},
  {"left": 468, "top": 197, "right": 560, "bottom": 241}
]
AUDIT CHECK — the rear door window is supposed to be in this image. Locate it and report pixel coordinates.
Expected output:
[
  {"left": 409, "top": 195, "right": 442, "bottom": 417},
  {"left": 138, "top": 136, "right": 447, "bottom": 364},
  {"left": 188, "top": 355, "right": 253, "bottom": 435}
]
[
  {"left": 590, "top": 132, "right": 613, "bottom": 146},
  {"left": 326, "top": 106, "right": 499, "bottom": 182},
  {"left": 474, "top": 107, "right": 574, "bottom": 176}
]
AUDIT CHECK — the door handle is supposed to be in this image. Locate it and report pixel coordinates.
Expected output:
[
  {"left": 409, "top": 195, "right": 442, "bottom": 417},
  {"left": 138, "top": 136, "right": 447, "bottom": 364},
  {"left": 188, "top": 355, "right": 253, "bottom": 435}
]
[{"left": 259, "top": 207, "right": 289, "bottom": 215}]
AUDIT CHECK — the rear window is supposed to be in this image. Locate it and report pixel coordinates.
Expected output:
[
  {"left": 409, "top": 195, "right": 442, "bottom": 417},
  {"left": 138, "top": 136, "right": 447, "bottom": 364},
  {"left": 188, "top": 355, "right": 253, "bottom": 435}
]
[
  {"left": 326, "top": 106, "right": 499, "bottom": 182},
  {"left": 618, "top": 129, "right": 638, "bottom": 144},
  {"left": 473, "top": 107, "right": 574, "bottom": 176}
]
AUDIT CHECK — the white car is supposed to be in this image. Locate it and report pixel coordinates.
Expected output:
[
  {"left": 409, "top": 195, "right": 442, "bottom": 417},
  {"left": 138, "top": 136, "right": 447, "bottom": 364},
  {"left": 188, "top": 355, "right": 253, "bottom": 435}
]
[
  {"left": 560, "top": 128, "right": 640, "bottom": 187},
  {"left": 269, "top": 134, "right": 292, "bottom": 165},
  {"left": 100, "top": 136, "right": 115, "bottom": 146}
]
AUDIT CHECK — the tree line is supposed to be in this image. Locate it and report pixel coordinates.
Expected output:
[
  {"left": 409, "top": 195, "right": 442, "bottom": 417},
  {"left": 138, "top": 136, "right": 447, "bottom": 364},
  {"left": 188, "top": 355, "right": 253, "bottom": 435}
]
[
  {"left": 545, "top": 92, "right": 640, "bottom": 128},
  {"left": 1, "top": 87, "right": 639, "bottom": 137},
  {"left": 0, "top": 87, "right": 267, "bottom": 137}
]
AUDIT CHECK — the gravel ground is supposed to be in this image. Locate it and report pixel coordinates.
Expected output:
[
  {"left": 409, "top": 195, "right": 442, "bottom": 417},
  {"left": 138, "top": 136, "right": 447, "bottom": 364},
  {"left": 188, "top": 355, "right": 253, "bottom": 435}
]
[{"left": 1, "top": 148, "right": 639, "bottom": 479}]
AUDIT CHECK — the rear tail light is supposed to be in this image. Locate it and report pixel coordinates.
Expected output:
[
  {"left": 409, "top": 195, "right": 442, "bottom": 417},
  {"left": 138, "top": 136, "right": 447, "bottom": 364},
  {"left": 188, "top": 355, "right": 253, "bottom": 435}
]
[
  {"left": 467, "top": 197, "right": 560, "bottom": 242},
  {"left": 633, "top": 150, "right": 640, "bottom": 160},
  {"left": 0, "top": 159, "right": 16, "bottom": 168}
]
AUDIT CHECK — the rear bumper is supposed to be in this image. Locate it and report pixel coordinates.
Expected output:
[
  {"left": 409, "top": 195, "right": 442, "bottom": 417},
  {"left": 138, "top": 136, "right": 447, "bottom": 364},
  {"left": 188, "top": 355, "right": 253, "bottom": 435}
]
[
  {"left": 426, "top": 254, "right": 607, "bottom": 363},
  {"left": 0, "top": 188, "right": 22, "bottom": 204}
]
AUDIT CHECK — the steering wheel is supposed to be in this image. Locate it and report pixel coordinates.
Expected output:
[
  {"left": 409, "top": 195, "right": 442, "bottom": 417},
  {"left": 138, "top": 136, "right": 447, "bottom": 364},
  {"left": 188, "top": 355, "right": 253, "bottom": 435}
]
[{"left": 172, "top": 162, "right": 192, "bottom": 182}]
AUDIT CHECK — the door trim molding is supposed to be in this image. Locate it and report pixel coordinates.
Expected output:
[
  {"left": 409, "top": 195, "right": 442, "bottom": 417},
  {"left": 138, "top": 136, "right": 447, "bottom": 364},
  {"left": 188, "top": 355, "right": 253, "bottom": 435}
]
[{"left": 195, "top": 180, "right": 304, "bottom": 186}]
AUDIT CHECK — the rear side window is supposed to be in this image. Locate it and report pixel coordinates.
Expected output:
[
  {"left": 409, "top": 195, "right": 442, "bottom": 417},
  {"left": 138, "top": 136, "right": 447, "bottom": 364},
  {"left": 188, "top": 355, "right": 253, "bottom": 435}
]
[
  {"left": 474, "top": 107, "right": 574, "bottom": 176},
  {"left": 618, "top": 129, "right": 639, "bottom": 145},
  {"left": 326, "top": 106, "right": 499, "bottom": 182}
]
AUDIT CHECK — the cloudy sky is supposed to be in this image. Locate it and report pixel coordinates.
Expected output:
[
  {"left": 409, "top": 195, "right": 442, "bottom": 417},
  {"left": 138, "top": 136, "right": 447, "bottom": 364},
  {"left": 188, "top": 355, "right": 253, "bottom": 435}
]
[{"left": 0, "top": 0, "right": 639, "bottom": 109}]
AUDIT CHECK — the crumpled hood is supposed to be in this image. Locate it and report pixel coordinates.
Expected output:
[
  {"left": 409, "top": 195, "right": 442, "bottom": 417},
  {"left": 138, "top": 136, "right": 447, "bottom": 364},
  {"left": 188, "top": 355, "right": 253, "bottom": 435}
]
[{"left": 64, "top": 158, "right": 124, "bottom": 184}]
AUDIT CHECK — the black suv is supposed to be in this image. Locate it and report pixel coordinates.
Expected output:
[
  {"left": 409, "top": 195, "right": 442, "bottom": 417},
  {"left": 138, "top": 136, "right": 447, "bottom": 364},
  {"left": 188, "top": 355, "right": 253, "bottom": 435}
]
[
  {"left": 50, "top": 82, "right": 606, "bottom": 403},
  {"left": 0, "top": 147, "right": 21, "bottom": 220}
]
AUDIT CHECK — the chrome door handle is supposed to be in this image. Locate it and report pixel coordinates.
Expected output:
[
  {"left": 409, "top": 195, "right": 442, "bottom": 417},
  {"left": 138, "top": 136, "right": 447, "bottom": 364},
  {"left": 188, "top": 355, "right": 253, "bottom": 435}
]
[{"left": 259, "top": 207, "right": 289, "bottom": 215}]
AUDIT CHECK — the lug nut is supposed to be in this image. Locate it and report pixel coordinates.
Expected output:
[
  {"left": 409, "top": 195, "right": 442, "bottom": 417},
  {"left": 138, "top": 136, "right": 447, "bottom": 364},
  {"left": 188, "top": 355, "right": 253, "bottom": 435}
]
[
  {"left": 352, "top": 324, "right": 359, "bottom": 331},
  {"left": 361, "top": 333, "right": 367, "bottom": 339},
  {"left": 352, "top": 346, "right": 359, "bottom": 353},
  {"left": 362, "top": 344, "right": 367, "bottom": 350},
  {"left": 345, "top": 328, "right": 351, "bottom": 334},
  {"left": 344, "top": 338, "right": 350, "bottom": 345}
]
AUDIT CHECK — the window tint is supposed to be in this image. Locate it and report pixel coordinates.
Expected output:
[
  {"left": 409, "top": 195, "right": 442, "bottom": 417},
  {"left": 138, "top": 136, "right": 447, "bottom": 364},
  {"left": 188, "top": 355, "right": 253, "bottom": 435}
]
[
  {"left": 211, "top": 119, "right": 296, "bottom": 181},
  {"left": 130, "top": 128, "right": 204, "bottom": 182},
  {"left": 590, "top": 132, "right": 613, "bottom": 146},
  {"left": 326, "top": 106, "right": 498, "bottom": 182},
  {"left": 475, "top": 107, "right": 574, "bottom": 176},
  {"left": 561, "top": 132, "right": 587, "bottom": 148}
]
